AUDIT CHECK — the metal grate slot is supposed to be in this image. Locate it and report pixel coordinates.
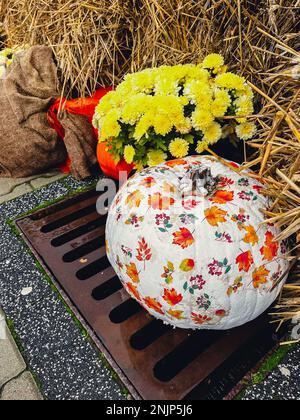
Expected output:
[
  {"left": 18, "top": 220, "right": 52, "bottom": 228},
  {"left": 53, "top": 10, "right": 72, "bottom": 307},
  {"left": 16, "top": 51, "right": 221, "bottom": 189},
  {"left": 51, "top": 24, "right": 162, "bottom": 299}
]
[
  {"left": 92, "top": 277, "right": 123, "bottom": 301},
  {"left": 51, "top": 216, "right": 106, "bottom": 247},
  {"left": 63, "top": 237, "right": 105, "bottom": 262},
  {"left": 16, "top": 188, "right": 287, "bottom": 401},
  {"left": 76, "top": 256, "right": 111, "bottom": 280},
  {"left": 130, "top": 320, "right": 171, "bottom": 350},
  {"left": 30, "top": 189, "right": 98, "bottom": 222},
  {"left": 109, "top": 299, "right": 144, "bottom": 324},
  {"left": 41, "top": 204, "right": 97, "bottom": 233},
  {"left": 153, "top": 331, "right": 222, "bottom": 382},
  {"left": 184, "top": 325, "right": 278, "bottom": 400}
]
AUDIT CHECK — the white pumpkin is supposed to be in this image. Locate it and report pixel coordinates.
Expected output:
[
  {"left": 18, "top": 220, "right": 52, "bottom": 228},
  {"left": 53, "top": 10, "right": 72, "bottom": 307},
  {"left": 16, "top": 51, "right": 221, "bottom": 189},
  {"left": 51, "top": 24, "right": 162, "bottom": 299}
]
[{"left": 106, "top": 156, "right": 290, "bottom": 330}]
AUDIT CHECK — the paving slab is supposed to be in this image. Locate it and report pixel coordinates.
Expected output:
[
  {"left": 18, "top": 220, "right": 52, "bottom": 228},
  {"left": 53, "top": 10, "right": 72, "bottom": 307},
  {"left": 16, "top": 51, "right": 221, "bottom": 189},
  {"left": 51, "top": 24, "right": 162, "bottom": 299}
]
[
  {"left": 0, "top": 176, "right": 37, "bottom": 197},
  {"left": 0, "top": 309, "right": 5, "bottom": 340},
  {"left": 30, "top": 172, "right": 65, "bottom": 189},
  {"left": 0, "top": 308, "right": 26, "bottom": 388},
  {"left": 0, "top": 183, "right": 33, "bottom": 204},
  {"left": 1, "top": 372, "right": 43, "bottom": 401},
  {"left": 0, "top": 170, "right": 66, "bottom": 205}
]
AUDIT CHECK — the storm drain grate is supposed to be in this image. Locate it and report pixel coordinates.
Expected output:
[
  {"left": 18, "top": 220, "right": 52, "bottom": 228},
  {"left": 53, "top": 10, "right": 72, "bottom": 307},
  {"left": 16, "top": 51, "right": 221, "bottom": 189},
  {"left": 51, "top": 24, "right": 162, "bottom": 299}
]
[{"left": 16, "top": 189, "right": 285, "bottom": 400}]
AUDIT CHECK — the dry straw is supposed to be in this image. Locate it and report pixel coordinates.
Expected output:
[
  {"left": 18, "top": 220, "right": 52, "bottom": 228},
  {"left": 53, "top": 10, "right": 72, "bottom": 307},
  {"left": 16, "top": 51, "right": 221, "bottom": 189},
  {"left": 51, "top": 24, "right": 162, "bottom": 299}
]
[
  {"left": 1, "top": 1, "right": 300, "bottom": 333},
  {"left": 2, "top": 1, "right": 298, "bottom": 97}
]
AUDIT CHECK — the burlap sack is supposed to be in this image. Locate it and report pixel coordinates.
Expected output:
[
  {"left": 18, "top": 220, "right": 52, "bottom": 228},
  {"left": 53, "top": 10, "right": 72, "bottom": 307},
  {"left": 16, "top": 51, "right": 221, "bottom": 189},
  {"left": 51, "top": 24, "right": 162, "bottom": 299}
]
[{"left": 0, "top": 46, "right": 97, "bottom": 179}]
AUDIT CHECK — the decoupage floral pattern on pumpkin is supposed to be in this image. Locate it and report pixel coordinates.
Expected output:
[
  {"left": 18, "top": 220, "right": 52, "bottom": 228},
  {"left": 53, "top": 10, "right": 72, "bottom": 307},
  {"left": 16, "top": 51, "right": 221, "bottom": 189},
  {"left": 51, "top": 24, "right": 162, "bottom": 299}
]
[{"left": 106, "top": 156, "right": 290, "bottom": 330}]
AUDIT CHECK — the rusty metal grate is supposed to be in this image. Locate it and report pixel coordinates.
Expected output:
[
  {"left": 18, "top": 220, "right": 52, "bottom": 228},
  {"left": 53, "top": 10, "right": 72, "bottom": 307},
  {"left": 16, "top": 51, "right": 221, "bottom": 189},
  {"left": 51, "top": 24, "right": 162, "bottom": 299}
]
[{"left": 16, "top": 189, "right": 285, "bottom": 400}]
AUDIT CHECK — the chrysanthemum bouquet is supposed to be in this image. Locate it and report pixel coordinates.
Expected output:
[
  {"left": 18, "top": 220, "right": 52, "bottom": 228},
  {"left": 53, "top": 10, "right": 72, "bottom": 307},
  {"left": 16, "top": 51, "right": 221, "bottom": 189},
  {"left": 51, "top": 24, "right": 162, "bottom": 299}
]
[{"left": 93, "top": 54, "right": 256, "bottom": 169}]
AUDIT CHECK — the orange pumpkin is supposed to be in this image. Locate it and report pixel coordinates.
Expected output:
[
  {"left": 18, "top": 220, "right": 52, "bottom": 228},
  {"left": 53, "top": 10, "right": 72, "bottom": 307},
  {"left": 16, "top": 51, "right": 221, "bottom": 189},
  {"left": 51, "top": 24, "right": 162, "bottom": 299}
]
[{"left": 97, "top": 142, "right": 134, "bottom": 180}]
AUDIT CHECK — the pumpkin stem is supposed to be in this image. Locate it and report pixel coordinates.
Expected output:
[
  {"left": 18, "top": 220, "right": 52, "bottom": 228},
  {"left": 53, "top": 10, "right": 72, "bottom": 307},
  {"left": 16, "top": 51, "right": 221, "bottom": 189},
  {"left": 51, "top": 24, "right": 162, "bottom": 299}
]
[{"left": 179, "top": 167, "right": 220, "bottom": 197}]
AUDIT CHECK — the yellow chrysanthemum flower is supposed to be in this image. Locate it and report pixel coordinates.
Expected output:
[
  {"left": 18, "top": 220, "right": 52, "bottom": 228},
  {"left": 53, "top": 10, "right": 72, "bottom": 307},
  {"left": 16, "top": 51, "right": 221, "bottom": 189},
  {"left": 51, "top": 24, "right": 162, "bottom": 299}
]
[
  {"left": 124, "top": 145, "right": 136, "bottom": 164},
  {"left": 214, "top": 88, "right": 231, "bottom": 102},
  {"left": 211, "top": 88, "right": 232, "bottom": 117},
  {"left": 155, "top": 78, "right": 179, "bottom": 96},
  {"left": 95, "top": 91, "right": 117, "bottom": 118},
  {"left": 211, "top": 101, "right": 227, "bottom": 118},
  {"left": 132, "top": 70, "right": 155, "bottom": 93},
  {"left": 154, "top": 96, "right": 186, "bottom": 123},
  {"left": 235, "top": 122, "right": 257, "bottom": 140},
  {"left": 134, "top": 113, "right": 153, "bottom": 141},
  {"left": 237, "top": 84, "right": 254, "bottom": 99},
  {"left": 115, "top": 81, "right": 133, "bottom": 98},
  {"left": 185, "top": 66, "right": 210, "bottom": 83},
  {"left": 175, "top": 117, "right": 192, "bottom": 135},
  {"left": 154, "top": 114, "right": 173, "bottom": 136},
  {"left": 161, "top": 65, "right": 187, "bottom": 82},
  {"left": 121, "top": 94, "right": 150, "bottom": 124},
  {"left": 147, "top": 150, "right": 167, "bottom": 166},
  {"left": 101, "top": 110, "right": 121, "bottom": 141},
  {"left": 202, "top": 122, "right": 222, "bottom": 144},
  {"left": 215, "top": 72, "right": 246, "bottom": 91},
  {"left": 192, "top": 108, "right": 214, "bottom": 131},
  {"left": 169, "top": 138, "right": 189, "bottom": 158},
  {"left": 202, "top": 54, "right": 224, "bottom": 70},
  {"left": 121, "top": 104, "right": 141, "bottom": 125},
  {"left": 196, "top": 141, "right": 209, "bottom": 154},
  {"left": 235, "top": 95, "right": 254, "bottom": 122},
  {"left": 184, "top": 80, "right": 213, "bottom": 106}
]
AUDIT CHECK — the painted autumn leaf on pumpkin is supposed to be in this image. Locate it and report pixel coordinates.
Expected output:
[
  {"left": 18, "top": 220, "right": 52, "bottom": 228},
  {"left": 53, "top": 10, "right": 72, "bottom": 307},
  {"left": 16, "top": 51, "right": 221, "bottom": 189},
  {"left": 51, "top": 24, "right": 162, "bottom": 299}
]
[
  {"left": 172, "top": 228, "right": 195, "bottom": 249},
  {"left": 143, "top": 297, "right": 164, "bottom": 315},
  {"left": 227, "top": 276, "right": 243, "bottom": 296},
  {"left": 136, "top": 237, "right": 152, "bottom": 269},
  {"left": 163, "top": 181, "right": 176, "bottom": 193},
  {"left": 126, "top": 262, "right": 140, "bottom": 283},
  {"left": 180, "top": 259, "right": 195, "bottom": 272},
  {"left": 167, "top": 309, "right": 185, "bottom": 320},
  {"left": 125, "top": 190, "right": 144, "bottom": 209},
  {"left": 191, "top": 313, "right": 212, "bottom": 325},
  {"left": 205, "top": 206, "right": 227, "bottom": 227},
  {"left": 243, "top": 225, "right": 259, "bottom": 246},
  {"left": 260, "top": 231, "right": 279, "bottom": 262},
  {"left": 236, "top": 251, "right": 254, "bottom": 272},
  {"left": 218, "top": 176, "right": 234, "bottom": 188},
  {"left": 182, "top": 198, "right": 200, "bottom": 210},
  {"left": 140, "top": 177, "right": 156, "bottom": 188},
  {"left": 126, "top": 282, "right": 141, "bottom": 301},
  {"left": 116, "top": 255, "right": 124, "bottom": 270},
  {"left": 165, "top": 159, "right": 187, "bottom": 167},
  {"left": 148, "top": 192, "right": 175, "bottom": 210},
  {"left": 210, "top": 190, "right": 234, "bottom": 204},
  {"left": 161, "top": 261, "right": 175, "bottom": 284},
  {"left": 162, "top": 288, "right": 183, "bottom": 306},
  {"left": 252, "top": 266, "right": 270, "bottom": 289}
]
